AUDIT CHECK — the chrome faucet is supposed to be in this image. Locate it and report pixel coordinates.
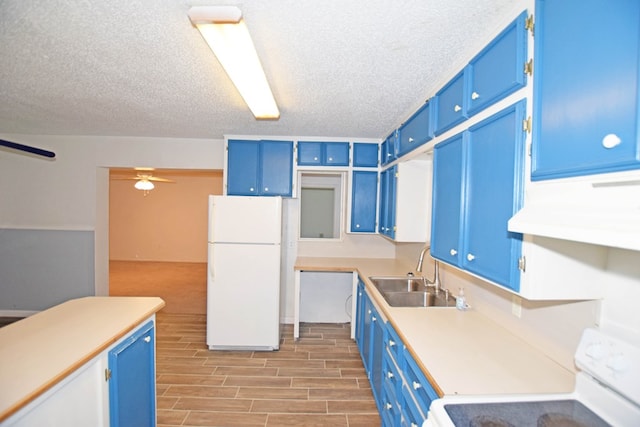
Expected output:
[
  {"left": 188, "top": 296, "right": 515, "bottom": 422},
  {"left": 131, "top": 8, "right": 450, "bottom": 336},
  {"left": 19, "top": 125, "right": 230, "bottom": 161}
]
[{"left": 416, "top": 245, "right": 440, "bottom": 291}]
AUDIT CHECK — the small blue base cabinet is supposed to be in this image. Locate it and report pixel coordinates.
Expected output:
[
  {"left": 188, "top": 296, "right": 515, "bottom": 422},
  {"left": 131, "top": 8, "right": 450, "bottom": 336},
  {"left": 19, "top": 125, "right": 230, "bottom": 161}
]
[{"left": 108, "top": 321, "right": 156, "bottom": 427}]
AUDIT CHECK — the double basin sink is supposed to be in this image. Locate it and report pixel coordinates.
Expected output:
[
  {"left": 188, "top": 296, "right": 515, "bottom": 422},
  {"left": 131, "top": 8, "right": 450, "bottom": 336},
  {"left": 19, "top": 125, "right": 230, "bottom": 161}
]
[{"left": 368, "top": 276, "right": 456, "bottom": 308}]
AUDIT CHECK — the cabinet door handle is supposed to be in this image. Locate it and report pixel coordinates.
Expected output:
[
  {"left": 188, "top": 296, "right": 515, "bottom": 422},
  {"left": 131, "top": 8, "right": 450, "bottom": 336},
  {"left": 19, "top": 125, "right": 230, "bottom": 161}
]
[
  {"left": 355, "top": 224, "right": 360, "bottom": 228},
  {"left": 471, "top": 91, "right": 480, "bottom": 100},
  {"left": 264, "top": 187, "right": 269, "bottom": 192},
  {"left": 387, "top": 371, "right": 394, "bottom": 379},
  {"left": 602, "top": 133, "right": 622, "bottom": 149},
  {"left": 450, "top": 249, "right": 457, "bottom": 256},
  {"left": 328, "top": 157, "right": 333, "bottom": 161},
  {"left": 249, "top": 187, "right": 255, "bottom": 192},
  {"left": 412, "top": 381, "right": 422, "bottom": 390},
  {"left": 408, "top": 137, "right": 414, "bottom": 143},
  {"left": 372, "top": 316, "right": 377, "bottom": 322},
  {"left": 388, "top": 339, "right": 396, "bottom": 347},
  {"left": 144, "top": 336, "right": 151, "bottom": 343},
  {"left": 454, "top": 104, "right": 462, "bottom": 112},
  {"left": 313, "top": 156, "right": 319, "bottom": 161},
  {"left": 386, "top": 403, "right": 393, "bottom": 410},
  {"left": 467, "top": 253, "right": 475, "bottom": 261}
]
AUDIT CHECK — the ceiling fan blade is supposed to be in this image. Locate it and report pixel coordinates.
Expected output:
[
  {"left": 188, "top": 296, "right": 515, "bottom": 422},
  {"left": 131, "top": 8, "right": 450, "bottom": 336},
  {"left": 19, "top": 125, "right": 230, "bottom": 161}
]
[
  {"left": 147, "top": 177, "right": 175, "bottom": 183},
  {"left": 0, "top": 139, "right": 56, "bottom": 158}
]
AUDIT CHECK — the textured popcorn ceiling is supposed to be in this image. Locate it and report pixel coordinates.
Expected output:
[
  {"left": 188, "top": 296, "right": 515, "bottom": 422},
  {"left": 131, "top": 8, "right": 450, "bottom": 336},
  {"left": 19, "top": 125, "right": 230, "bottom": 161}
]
[{"left": 0, "top": 0, "right": 523, "bottom": 139}]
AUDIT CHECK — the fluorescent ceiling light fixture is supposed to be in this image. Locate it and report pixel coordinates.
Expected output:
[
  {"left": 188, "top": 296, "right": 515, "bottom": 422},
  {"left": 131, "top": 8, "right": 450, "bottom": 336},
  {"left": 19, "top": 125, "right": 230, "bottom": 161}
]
[{"left": 188, "top": 6, "right": 280, "bottom": 120}]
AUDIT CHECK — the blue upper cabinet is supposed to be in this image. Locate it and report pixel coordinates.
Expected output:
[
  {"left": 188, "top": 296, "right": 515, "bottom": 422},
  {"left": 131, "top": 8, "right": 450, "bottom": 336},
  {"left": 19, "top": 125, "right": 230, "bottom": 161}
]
[
  {"left": 297, "top": 141, "right": 349, "bottom": 166},
  {"left": 381, "top": 131, "right": 398, "bottom": 166},
  {"left": 434, "top": 70, "right": 467, "bottom": 136},
  {"left": 350, "top": 170, "right": 378, "bottom": 233},
  {"left": 431, "top": 100, "right": 526, "bottom": 292},
  {"left": 398, "top": 101, "right": 432, "bottom": 157},
  {"left": 467, "top": 11, "right": 528, "bottom": 116},
  {"left": 227, "top": 139, "right": 293, "bottom": 196},
  {"left": 531, "top": 0, "right": 640, "bottom": 180},
  {"left": 352, "top": 143, "right": 379, "bottom": 167}
]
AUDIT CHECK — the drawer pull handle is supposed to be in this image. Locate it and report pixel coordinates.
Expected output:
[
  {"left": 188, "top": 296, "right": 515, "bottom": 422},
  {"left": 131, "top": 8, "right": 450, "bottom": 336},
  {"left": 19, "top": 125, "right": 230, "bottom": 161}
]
[
  {"left": 144, "top": 336, "right": 151, "bottom": 343},
  {"left": 471, "top": 91, "right": 480, "bottom": 100},
  {"left": 450, "top": 249, "right": 457, "bottom": 256},
  {"left": 413, "top": 381, "right": 422, "bottom": 390},
  {"left": 388, "top": 339, "right": 396, "bottom": 347},
  {"left": 467, "top": 253, "right": 475, "bottom": 261},
  {"left": 454, "top": 104, "right": 462, "bottom": 112},
  {"left": 602, "top": 133, "right": 621, "bottom": 149}
]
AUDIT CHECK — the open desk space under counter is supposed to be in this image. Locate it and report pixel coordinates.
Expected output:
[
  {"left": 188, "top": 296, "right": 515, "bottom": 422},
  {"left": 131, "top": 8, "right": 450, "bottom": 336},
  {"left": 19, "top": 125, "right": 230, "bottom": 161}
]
[
  {"left": 294, "top": 257, "right": 574, "bottom": 398},
  {"left": 0, "top": 296, "right": 165, "bottom": 426}
]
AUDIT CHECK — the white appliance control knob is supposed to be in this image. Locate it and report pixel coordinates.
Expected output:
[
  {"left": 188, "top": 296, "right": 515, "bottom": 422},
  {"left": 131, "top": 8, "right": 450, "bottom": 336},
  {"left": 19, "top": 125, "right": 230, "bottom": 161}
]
[
  {"left": 585, "top": 341, "right": 605, "bottom": 361},
  {"left": 606, "top": 353, "right": 630, "bottom": 373}
]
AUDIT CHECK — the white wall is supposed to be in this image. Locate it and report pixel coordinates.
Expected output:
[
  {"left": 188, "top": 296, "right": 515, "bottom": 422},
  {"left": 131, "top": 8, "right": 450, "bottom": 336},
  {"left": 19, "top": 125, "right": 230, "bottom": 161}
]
[{"left": 0, "top": 134, "right": 224, "bottom": 311}]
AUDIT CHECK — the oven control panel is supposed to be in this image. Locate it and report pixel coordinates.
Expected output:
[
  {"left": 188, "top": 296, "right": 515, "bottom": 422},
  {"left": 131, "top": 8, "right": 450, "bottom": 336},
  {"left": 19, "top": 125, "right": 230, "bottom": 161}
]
[{"left": 575, "top": 328, "right": 640, "bottom": 407}]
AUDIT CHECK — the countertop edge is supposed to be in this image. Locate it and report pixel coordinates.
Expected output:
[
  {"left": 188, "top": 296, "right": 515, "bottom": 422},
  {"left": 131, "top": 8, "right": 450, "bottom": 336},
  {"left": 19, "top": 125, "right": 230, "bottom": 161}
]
[{"left": 0, "top": 296, "right": 165, "bottom": 422}]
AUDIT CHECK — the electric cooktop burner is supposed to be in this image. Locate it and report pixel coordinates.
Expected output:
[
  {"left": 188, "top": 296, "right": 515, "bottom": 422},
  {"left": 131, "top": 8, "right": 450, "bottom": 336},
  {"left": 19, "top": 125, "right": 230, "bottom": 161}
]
[{"left": 444, "top": 400, "right": 610, "bottom": 427}]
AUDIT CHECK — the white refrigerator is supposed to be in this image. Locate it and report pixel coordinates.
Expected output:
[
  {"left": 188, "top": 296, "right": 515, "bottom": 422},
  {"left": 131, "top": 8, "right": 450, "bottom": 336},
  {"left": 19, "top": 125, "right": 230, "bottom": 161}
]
[{"left": 207, "top": 195, "right": 282, "bottom": 350}]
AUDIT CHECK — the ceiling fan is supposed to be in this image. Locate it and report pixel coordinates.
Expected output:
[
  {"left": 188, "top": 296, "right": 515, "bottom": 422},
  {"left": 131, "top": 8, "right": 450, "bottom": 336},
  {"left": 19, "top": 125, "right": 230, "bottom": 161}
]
[
  {"left": 0, "top": 139, "right": 56, "bottom": 159},
  {"left": 113, "top": 169, "right": 175, "bottom": 194}
]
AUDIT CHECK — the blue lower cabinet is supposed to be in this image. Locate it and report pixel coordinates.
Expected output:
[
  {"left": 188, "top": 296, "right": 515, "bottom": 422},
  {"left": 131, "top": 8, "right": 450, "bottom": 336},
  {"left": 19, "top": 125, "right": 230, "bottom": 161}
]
[
  {"left": 108, "top": 321, "right": 156, "bottom": 427},
  {"left": 402, "top": 347, "right": 439, "bottom": 424}
]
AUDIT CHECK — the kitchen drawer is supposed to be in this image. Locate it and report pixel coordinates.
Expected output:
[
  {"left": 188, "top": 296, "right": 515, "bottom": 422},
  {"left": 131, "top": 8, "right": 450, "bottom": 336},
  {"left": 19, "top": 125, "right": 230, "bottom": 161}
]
[
  {"left": 403, "top": 347, "right": 438, "bottom": 415},
  {"left": 385, "top": 321, "right": 403, "bottom": 364},
  {"left": 383, "top": 347, "right": 402, "bottom": 398}
]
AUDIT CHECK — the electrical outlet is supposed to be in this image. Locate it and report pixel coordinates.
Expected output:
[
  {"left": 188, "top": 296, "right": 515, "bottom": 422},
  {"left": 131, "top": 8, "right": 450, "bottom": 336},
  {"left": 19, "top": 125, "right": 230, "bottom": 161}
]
[{"left": 511, "top": 295, "right": 522, "bottom": 318}]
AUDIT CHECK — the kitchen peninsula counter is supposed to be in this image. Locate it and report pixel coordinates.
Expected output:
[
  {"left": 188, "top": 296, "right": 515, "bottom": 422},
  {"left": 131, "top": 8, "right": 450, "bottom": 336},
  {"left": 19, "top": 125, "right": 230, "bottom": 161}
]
[
  {"left": 294, "top": 257, "right": 574, "bottom": 397},
  {"left": 0, "top": 296, "right": 165, "bottom": 422}
]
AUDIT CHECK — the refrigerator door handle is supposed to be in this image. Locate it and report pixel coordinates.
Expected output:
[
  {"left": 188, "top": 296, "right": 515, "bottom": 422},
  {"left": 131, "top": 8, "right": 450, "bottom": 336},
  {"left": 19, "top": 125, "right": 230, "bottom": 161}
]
[{"left": 208, "top": 246, "right": 215, "bottom": 280}]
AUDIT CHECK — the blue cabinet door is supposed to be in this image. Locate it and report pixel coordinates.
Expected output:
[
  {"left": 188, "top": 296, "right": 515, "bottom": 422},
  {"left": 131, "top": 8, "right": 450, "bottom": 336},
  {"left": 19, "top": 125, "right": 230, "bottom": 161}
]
[
  {"left": 431, "top": 133, "right": 464, "bottom": 265},
  {"left": 465, "top": 101, "right": 526, "bottom": 291},
  {"left": 260, "top": 140, "right": 293, "bottom": 196},
  {"left": 353, "top": 143, "right": 379, "bottom": 167},
  {"left": 398, "top": 101, "right": 432, "bottom": 156},
  {"left": 297, "top": 141, "right": 323, "bottom": 166},
  {"left": 324, "top": 142, "right": 350, "bottom": 166},
  {"left": 434, "top": 71, "right": 467, "bottom": 135},
  {"left": 467, "top": 11, "right": 528, "bottom": 116},
  {"left": 108, "top": 321, "right": 156, "bottom": 427},
  {"left": 227, "top": 140, "right": 260, "bottom": 195},
  {"left": 532, "top": 0, "right": 640, "bottom": 179},
  {"left": 369, "top": 302, "right": 384, "bottom": 411},
  {"left": 378, "top": 166, "right": 397, "bottom": 239},
  {"left": 351, "top": 171, "right": 378, "bottom": 233},
  {"left": 355, "top": 281, "right": 366, "bottom": 357},
  {"left": 381, "top": 131, "right": 398, "bottom": 166}
]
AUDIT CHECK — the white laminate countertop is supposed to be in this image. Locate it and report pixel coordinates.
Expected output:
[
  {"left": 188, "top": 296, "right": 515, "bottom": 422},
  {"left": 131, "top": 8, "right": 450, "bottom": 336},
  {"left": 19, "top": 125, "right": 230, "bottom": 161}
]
[
  {"left": 0, "top": 296, "right": 165, "bottom": 422},
  {"left": 295, "top": 257, "right": 575, "bottom": 397}
]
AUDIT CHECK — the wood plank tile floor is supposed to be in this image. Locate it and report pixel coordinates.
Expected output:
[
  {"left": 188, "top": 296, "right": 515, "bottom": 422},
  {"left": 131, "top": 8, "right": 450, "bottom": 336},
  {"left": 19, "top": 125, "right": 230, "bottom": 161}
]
[{"left": 156, "top": 312, "right": 381, "bottom": 427}]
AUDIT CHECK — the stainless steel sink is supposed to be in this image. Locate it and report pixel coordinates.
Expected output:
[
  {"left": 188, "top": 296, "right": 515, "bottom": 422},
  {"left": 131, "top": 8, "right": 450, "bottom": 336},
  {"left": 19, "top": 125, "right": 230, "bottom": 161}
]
[
  {"left": 368, "top": 276, "right": 429, "bottom": 293},
  {"left": 369, "top": 276, "right": 456, "bottom": 308}
]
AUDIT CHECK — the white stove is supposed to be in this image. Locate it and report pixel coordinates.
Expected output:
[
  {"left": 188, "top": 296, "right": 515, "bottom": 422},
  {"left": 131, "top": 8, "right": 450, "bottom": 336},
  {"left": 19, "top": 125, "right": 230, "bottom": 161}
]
[{"left": 426, "top": 328, "right": 640, "bottom": 427}]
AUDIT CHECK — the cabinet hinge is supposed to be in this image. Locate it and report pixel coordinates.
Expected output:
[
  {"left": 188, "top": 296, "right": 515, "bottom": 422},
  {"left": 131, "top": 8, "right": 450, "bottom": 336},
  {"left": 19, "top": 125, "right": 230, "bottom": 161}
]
[
  {"left": 105, "top": 368, "right": 112, "bottom": 382},
  {"left": 518, "top": 256, "right": 526, "bottom": 272},
  {"left": 522, "top": 116, "right": 532, "bottom": 134},
  {"left": 525, "top": 14, "right": 534, "bottom": 36},
  {"left": 524, "top": 59, "right": 533, "bottom": 76}
]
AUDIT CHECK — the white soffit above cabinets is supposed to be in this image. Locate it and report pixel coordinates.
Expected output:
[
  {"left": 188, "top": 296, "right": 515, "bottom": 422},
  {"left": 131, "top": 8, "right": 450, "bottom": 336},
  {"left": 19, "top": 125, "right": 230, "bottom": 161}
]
[
  {"left": 508, "top": 173, "right": 640, "bottom": 251},
  {"left": 0, "top": 0, "right": 523, "bottom": 139}
]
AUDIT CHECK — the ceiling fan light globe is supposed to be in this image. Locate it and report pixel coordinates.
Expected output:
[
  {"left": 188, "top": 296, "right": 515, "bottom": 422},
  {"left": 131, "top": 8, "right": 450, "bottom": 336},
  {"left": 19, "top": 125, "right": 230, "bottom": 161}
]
[{"left": 135, "top": 179, "right": 155, "bottom": 191}]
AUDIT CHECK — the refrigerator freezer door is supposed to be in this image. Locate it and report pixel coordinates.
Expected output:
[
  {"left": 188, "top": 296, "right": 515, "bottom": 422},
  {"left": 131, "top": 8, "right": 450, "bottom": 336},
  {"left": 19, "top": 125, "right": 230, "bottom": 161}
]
[
  {"left": 207, "top": 243, "right": 281, "bottom": 350},
  {"left": 208, "top": 195, "right": 282, "bottom": 244}
]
